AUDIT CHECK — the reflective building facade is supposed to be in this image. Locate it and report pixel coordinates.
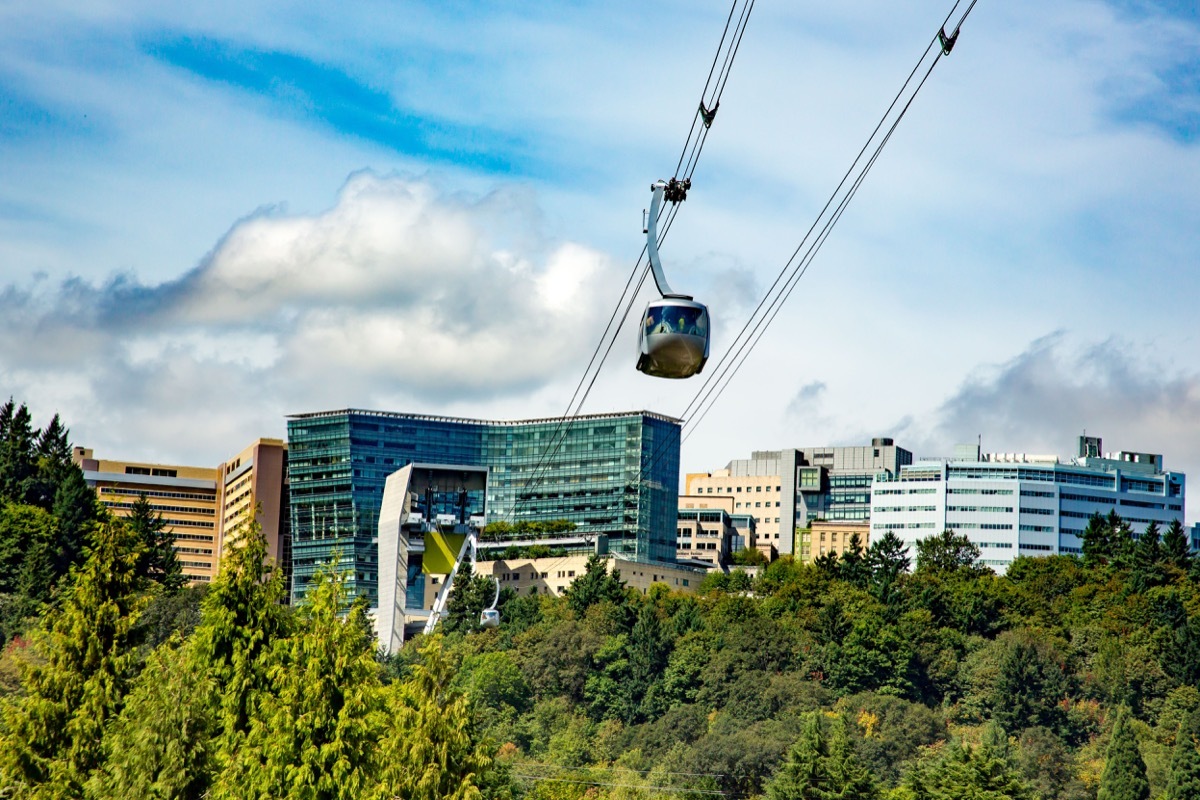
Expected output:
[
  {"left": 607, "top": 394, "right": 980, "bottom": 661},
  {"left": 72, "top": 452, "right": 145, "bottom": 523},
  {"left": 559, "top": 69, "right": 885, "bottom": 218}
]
[{"left": 286, "top": 409, "right": 681, "bottom": 604}]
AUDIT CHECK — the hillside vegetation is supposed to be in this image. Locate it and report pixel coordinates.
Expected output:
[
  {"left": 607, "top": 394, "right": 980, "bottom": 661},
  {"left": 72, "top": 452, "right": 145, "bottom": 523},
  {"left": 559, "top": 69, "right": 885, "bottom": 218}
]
[{"left": 1, "top": 400, "right": 1199, "bottom": 799}]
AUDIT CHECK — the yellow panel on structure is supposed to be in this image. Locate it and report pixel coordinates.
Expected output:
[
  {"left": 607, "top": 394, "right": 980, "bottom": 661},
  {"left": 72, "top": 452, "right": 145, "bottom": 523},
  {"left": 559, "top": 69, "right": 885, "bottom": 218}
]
[{"left": 423, "top": 532, "right": 466, "bottom": 575}]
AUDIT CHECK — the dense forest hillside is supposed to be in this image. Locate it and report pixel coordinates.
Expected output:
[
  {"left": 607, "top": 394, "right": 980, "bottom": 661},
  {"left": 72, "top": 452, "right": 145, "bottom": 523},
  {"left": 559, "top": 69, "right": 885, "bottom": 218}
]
[{"left": 1, "top": 399, "right": 1199, "bottom": 799}]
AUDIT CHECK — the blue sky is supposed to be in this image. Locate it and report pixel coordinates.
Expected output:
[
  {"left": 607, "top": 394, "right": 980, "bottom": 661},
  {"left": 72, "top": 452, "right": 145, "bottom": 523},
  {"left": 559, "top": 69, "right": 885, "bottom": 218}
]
[{"left": 1, "top": 0, "right": 1199, "bottom": 522}]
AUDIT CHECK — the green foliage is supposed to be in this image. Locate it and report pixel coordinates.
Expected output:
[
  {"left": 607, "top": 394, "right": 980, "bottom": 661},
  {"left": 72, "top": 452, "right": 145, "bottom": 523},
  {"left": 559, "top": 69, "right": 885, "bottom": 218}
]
[
  {"left": 0, "top": 399, "right": 38, "bottom": 506},
  {"left": 211, "top": 569, "right": 382, "bottom": 800},
  {"left": 190, "top": 519, "right": 290, "bottom": 774},
  {"left": 444, "top": 560, "right": 500, "bottom": 635},
  {"left": 1098, "top": 709, "right": 1150, "bottom": 800},
  {"left": 1084, "top": 510, "right": 1135, "bottom": 570},
  {"left": 1164, "top": 727, "right": 1200, "bottom": 800},
  {"left": 127, "top": 493, "right": 186, "bottom": 592},
  {"left": 914, "top": 529, "right": 984, "bottom": 576},
  {"left": 991, "top": 634, "right": 1068, "bottom": 735},
  {"left": 903, "top": 737, "right": 1034, "bottom": 800},
  {"left": 0, "top": 503, "right": 60, "bottom": 641},
  {"left": 733, "top": 546, "right": 768, "bottom": 566},
  {"left": 865, "top": 531, "right": 909, "bottom": 610},
  {"left": 563, "top": 554, "right": 626, "bottom": 617},
  {"left": 766, "top": 712, "right": 879, "bottom": 800},
  {"left": 87, "top": 639, "right": 216, "bottom": 800},
  {"left": 0, "top": 517, "right": 148, "bottom": 796},
  {"left": 1161, "top": 519, "right": 1191, "bottom": 571},
  {"left": 374, "top": 636, "right": 492, "bottom": 800}
]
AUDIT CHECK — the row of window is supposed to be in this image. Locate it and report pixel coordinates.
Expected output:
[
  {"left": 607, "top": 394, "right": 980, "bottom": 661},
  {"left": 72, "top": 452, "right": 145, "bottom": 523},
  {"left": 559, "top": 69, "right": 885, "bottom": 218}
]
[
  {"left": 100, "top": 487, "right": 214, "bottom": 502},
  {"left": 948, "top": 488, "right": 1014, "bottom": 496},
  {"left": 947, "top": 505, "right": 1013, "bottom": 513},
  {"left": 103, "top": 500, "right": 216, "bottom": 516},
  {"left": 701, "top": 484, "right": 781, "bottom": 493},
  {"left": 950, "top": 523, "right": 1014, "bottom": 530}
]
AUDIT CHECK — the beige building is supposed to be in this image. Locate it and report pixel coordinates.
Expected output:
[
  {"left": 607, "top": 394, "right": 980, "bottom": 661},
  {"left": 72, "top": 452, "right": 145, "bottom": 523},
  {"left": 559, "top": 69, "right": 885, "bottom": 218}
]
[
  {"left": 676, "top": 494, "right": 739, "bottom": 569},
  {"left": 686, "top": 469, "right": 784, "bottom": 548},
  {"left": 74, "top": 447, "right": 220, "bottom": 584},
  {"left": 798, "top": 520, "right": 871, "bottom": 563},
  {"left": 421, "top": 552, "right": 705, "bottom": 609},
  {"left": 215, "top": 438, "right": 288, "bottom": 572}
]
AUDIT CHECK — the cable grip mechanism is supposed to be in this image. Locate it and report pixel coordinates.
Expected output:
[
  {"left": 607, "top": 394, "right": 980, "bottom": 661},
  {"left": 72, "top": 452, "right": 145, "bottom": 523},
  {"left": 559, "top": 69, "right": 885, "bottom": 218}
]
[
  {"left": 938, "top": 26, "right": 959, "bottom": 55},
  {"left": 663, "top": 177, "right": 691, "bottom": 204}
]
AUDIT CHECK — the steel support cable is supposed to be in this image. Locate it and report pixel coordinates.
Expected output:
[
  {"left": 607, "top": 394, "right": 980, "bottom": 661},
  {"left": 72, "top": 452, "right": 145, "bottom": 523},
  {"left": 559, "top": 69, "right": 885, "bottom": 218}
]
[
  {"left": 509, "top": 0, "right": 755, "bottom": 519},
  {"left": 512, "top": 775, "right": 729, "bottom": 796},
  {"left": 684, "top": 71, "right": 933, "bottom": 443},
  {"left": 513, "top": 760, "right": 730, "bottom": 779},
  {"left": 678, "top": 1, "right": 980, "bottom": 440},
  {"left": 637, "top": 2, "right": 977, "bottom": 484},
  {"left": 674, "top": 0, "right": 743, "bottom": 179},
  {"left": 676, "top": 12, "right": 951, "bottom": 427},
  {"left": 507, "top": 203, "right": 685, "bottom": 518},
  {"left": 678, "top": 0, "right": 755, "bottom": 182}
]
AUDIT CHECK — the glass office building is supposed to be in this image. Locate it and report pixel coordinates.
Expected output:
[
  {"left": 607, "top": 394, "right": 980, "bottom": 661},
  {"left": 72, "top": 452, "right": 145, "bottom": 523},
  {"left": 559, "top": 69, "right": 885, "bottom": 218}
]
[{"left": 286, "top": 409, "right": 682, "bottom": 604}]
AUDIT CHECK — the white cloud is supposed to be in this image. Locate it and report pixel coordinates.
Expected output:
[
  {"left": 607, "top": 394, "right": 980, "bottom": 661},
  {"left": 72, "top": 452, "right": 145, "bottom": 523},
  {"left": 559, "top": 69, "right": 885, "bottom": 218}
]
[{"left": 0, "top": 173, "right": 619, "bottom": 462}]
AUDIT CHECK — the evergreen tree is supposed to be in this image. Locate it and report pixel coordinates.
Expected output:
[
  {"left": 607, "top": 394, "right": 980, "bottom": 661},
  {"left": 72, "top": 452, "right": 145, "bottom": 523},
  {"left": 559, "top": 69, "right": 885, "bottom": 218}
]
[
  {"left": 192, "top": 519, "right": 289, "bottom": 781},
  {"left": 1129, "top": 521, "right": 1164, "bottom": 592},
  {"left": 0, "top": 401, "right": 36, "bottom": 505},
  {"left": 625, "top": 600, "right": 670, "bottom": 724},
  {"left": 1083, "top": 510, "right": 1135, "bottom": 569},
  {"left": 865, "top": 530, "right": 910, "bottom": 608},
  {"left": 0, "top": 517, "right": 148, "bottom": 796},
  {"left": 1161, "top": 519, "right": 1191, "bottom": 570},
  {"left": 443, "top": 559, "right": 496, "bottom": 635},
  {"left": 0, "top": 503, "right": 60, "bottom": 642},
  {"left": 373, "top": 636, "right": 493, "bottom": 800},
  {"left": 1164, "top": 727, "right": 1200, "bottom": 800},
  {"left": 766, "top": 712, "right": 878, "bottom": 800},
  {"left": 813, "top": 552, "right": 840, "bottom": 580},
  {"left": 839, "top": 532, "right": 868, "bottom": 588},
  {"left": 88, "top": 639, "right": 216, "bottom": 800},
  {"left": 212, "top": 569, "right": 382, "bottom": 800},
  {"left": 905, "top": 738, "right": 1033, "bottom": 800},
  {"left": 50, "top": 465, "right": 99, "bottom": 580},
  {"left": 1098, "top": 709, "right": 1150, "bottom": 800},
  {"left": 992, "top": 638, "right": 1067, "bottom": 735},
  {"left": 127, "top": 493, "right": 184, "bottom": 591},
  {"left": 27, "top": 414, "right": 73, "bottom": 511},
  {"left": 564, "top": 553, "right": 626, "bottom": 617}
]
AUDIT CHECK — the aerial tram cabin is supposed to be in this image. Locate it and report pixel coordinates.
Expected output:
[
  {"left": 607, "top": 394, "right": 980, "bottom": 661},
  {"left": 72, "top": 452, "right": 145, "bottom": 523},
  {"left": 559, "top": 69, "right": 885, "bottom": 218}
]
[{"left": 636, "top": 179, "right": 710, "bottom": 379}]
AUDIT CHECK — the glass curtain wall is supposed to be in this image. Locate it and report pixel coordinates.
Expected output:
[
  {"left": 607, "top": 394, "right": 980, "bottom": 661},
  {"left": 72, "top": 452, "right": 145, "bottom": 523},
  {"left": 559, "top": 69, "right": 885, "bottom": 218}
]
[{"left": 287, "top": 409, "right": 681, "bottom": 604}]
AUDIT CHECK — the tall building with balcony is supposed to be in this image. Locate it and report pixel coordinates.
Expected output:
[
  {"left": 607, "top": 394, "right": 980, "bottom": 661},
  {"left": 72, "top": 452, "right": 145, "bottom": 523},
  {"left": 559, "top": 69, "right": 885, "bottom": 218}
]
[
  {"left": 869, "top": 438, "right": 1186, "bottom": 574},
  {"left": 687, "top": 439, "right": 912, "bottom": 555},
  {"left": 74, "top": 448, "right": 219, "bottom": 583},
  {"left": 286, "top": 409, "right": 682, "bottom": 605}
]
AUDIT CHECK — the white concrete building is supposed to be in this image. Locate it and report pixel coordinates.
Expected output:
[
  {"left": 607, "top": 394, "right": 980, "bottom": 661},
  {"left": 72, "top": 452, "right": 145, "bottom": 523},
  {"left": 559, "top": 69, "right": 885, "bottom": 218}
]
[{"left": 869, "top": 439, "right": 1185, "bottom": 574}]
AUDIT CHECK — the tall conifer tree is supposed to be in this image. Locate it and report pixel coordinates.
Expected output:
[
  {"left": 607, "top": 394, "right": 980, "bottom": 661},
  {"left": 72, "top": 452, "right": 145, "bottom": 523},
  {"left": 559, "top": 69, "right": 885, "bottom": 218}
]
[
  {"left": 373, "top": 636, "right": 492, "bottom": 800},
  {"left": 211, "top": 570, "right": 381, "bottom": 800},
  {"left": 1164, "top": 727, "right": 1200, "bottom": 800},
  {"left": 1098, "top": 709, "right": 1150, "bottom": 800},
  {"left": 0, "top": 518, "right": 148, "bottom": 796}
]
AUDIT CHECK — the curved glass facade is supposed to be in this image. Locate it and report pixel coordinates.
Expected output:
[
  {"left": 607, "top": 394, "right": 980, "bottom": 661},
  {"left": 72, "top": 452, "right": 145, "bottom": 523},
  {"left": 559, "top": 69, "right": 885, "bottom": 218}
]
[{"left": 286, "top": 409, "right": 681, "bottom": 604}]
